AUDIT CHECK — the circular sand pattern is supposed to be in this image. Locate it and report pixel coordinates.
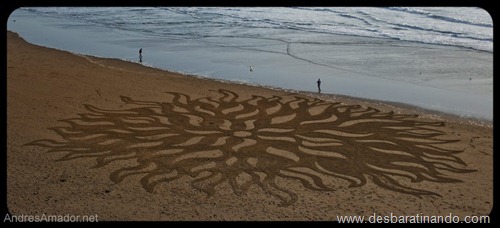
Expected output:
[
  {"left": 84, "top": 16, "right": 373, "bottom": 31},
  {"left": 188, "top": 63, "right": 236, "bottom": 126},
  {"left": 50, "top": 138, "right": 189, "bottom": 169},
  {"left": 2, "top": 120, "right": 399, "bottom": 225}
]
[{"left": 26, "top": 89, "right": 474, "bottom": 206}]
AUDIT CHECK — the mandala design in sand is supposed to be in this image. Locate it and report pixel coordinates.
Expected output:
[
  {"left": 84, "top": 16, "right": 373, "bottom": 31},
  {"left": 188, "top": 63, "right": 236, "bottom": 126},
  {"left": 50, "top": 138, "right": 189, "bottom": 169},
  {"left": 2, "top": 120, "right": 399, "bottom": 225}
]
[{"left": 27, "top": 89, "right": 474, "bottom": 206}]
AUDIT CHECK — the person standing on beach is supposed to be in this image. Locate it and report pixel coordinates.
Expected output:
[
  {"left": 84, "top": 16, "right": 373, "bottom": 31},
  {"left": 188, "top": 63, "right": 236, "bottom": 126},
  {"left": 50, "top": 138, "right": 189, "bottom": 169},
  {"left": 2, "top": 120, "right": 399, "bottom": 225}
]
[
  {"left": 317, "top": 78, "right": 321, "bottom": 93},
  {"left": 139, "top": 48, "right": 143, "bottom": 63}
]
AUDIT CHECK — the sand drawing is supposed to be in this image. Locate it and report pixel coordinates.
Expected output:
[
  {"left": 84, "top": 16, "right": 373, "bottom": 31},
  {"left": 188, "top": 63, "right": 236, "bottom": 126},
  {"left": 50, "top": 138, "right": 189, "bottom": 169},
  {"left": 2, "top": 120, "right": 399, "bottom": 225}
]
[{"left": 27, "top": 89, "right": 474, "bottom": 206}]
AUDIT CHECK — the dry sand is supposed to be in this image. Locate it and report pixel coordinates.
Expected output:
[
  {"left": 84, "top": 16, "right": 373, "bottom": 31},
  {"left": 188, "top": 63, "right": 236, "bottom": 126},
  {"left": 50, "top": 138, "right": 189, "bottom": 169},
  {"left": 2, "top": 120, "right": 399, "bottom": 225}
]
[{"left": 6, "top": 30, "right": 493, "bottom": 221}]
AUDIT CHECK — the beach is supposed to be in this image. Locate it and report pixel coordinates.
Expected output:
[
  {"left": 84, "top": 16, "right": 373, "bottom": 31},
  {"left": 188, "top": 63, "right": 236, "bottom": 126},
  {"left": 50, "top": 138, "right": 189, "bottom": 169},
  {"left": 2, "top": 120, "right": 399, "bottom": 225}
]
[
  {"left": 6, "top": 30, "right": 493, "bottom": 221},
  {"left": 8, "top": 8, "right": 493, "bottom": 121}
]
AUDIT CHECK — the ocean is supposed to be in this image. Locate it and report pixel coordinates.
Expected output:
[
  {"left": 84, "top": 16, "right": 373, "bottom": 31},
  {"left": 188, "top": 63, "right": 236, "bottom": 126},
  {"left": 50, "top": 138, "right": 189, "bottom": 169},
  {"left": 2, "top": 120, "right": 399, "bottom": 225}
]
[{"left": 7, "top": 7, "right": 493, "bottom": 121}]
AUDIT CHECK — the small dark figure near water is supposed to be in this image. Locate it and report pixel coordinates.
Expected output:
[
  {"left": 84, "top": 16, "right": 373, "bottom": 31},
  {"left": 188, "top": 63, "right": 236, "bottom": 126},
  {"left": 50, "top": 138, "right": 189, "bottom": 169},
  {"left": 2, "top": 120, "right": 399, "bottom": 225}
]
[
  {"left": 317, "top": 78, "right": 321, "bottom": 93},
  {"left": 139, "top": 48, "right": 143, "bottom": 63}
]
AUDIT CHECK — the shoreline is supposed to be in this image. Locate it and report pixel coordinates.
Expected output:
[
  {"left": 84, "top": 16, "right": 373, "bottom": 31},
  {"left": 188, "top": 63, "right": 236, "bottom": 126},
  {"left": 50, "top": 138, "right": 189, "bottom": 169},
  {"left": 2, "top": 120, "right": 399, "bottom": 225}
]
[
  {"left": 9, "top": 29, "right": 490, "bottom": 127},
  {"left": 90, "top": 56, "right": 495, "bottom": 128},
  {"left": 302, "top": 91, "right": 493, "bottom": 128},
  {"left": 7, "top": 30, "right": 493, "bottom": 220},
  {"left": 7, "top": 8, "right": 493, "bottom": 121},
  {"left": 81, "top": 52, "right": 494, "bottom": 128}
]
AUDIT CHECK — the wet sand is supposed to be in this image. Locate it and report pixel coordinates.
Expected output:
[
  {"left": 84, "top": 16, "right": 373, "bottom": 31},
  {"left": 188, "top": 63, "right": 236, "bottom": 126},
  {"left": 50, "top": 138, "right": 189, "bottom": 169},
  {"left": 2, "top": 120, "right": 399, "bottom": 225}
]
[{"left": 6, "top": 31, "right": 493, "bottom": 221}]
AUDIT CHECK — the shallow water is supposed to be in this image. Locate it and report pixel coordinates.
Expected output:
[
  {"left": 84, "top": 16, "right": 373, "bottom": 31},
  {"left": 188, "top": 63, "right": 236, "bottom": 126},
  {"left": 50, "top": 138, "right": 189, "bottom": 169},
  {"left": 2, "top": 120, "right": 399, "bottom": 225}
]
[{"left": 7, "top": 7, "right": 493, "bottom": 121}]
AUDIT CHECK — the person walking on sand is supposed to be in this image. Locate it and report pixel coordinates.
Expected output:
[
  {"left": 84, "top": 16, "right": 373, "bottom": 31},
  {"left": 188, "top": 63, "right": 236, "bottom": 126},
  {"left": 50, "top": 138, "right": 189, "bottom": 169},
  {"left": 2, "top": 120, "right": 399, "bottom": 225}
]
[
  {"left": 139, "top": 48, "right": 143, "bottom": 63},
  {"left": 317, "top": 78, "right": 321, "bottom": 93}
]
